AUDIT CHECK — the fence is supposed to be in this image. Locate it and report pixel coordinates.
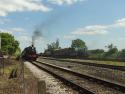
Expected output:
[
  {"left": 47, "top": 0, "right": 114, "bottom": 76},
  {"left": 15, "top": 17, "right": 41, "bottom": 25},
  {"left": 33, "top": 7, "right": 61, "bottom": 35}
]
[{"left": 0, "top": 57, "right": 4, "bottom": 75}]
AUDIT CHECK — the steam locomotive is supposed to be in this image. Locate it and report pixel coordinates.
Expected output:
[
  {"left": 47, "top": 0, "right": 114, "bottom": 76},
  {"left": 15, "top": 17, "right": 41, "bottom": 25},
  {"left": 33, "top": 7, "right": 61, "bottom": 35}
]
[{"left": 21, "top": 45, "right": 38, "bottom": 61}]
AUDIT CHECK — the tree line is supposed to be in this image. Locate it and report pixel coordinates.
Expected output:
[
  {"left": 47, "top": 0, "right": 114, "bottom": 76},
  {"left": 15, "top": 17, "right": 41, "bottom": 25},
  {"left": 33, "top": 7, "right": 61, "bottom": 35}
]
[
  {"left": 1, "top": 32, "right": 124, "bottom": 60},
  {"left": 45, "top": 39, "right": 125, "bottom": 60}
]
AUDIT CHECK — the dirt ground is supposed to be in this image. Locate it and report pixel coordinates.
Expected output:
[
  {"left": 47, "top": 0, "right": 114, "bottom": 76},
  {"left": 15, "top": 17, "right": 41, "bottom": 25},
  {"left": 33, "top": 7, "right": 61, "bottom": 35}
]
[{"left": 0, "top": 59, "right": 38, "bottom": 94}]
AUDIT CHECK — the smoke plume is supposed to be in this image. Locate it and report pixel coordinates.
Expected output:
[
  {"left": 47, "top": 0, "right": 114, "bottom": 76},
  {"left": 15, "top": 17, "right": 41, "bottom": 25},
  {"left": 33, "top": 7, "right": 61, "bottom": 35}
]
[
  {"left": 32, "top": 12, "right": 62, "bottom": 44},
  {"left": 32, "top": 8, "right": 70, "bottom": 46}
]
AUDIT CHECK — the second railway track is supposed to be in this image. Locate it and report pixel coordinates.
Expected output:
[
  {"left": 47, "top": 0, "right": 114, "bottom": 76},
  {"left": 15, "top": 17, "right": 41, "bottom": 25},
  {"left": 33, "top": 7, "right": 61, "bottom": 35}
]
[
  {"left": 31, "top": 60, "right": 125, "bottom": 94},
  {"left": 42, "top": 57, "right": 125, "bottom": 71}
]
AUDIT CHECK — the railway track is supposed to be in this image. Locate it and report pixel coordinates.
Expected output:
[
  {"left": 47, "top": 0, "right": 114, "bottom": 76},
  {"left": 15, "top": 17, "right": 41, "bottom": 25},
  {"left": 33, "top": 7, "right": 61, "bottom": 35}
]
[
  {"left": 31, "top": 60, "right": 125, "bottom": 94},
  {"left": 42, "top": 57, "right": 125, "bottom": 71}
]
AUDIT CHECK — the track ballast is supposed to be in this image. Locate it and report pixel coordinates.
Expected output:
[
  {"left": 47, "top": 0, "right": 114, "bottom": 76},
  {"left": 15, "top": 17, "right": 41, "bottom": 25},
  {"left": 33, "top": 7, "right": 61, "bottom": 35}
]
[
  {"left": 31, "top": 60, "right": 125, "bottom": 94},
  {"left": 42, "top": 57, "right": 125, "bottom": 71}
]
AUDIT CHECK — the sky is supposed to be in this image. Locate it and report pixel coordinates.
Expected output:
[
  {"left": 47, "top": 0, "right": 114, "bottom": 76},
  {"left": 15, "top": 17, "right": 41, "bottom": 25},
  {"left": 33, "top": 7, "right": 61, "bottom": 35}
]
[{"left": 0, "top": 0, "right": 125, "bottom": 52}]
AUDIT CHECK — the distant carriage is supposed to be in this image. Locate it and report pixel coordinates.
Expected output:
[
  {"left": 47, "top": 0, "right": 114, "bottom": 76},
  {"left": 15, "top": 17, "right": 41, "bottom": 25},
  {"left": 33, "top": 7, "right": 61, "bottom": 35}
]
[
  {"left": 53, "top": 48, "right": 77, "bottom": 57},
  {"left": 43, "top": 48, "right": 88, "bottom": 58}
]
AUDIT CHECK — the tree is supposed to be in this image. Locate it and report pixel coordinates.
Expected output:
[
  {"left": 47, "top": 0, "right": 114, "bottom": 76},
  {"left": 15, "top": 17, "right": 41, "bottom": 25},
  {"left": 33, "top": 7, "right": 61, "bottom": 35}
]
[
  {"left": 0, "top": 32, "right": 20, "bottom": 55},
  {"left": 71, "top": 39, "right": 88, "bottom": 57},
  {"left": 89, "top": 49, "right": 104, "bottom": 54},
  {"left": 104, "top": 44, "right": 118, "bottom": 58},
  {"left": 118, "top": 49, "right": 125, "bottom": 59},
  {"left": 71, "top": 39, "right": 87, "bottom": 50},
  {"left": 47, "top": 39, "right": 60, "bottom": 51},
  {"left": 47, "top": 44, "right": 54, "bottom": 51},
  {"left": 55, "top": 39, "right": 59, "bottom": 49},
  {"left": 89, "top": 49, "right": 105, "bottom": 59}
]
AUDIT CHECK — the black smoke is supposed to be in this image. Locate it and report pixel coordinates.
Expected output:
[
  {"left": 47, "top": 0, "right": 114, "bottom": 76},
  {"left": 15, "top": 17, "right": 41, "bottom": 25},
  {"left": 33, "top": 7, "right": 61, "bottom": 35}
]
[
  {"left": 32, "top": 12, "right": 62, "bottom": 43},
  {"left": 32, "top": 9, "right": 70, "bottom": 46}
]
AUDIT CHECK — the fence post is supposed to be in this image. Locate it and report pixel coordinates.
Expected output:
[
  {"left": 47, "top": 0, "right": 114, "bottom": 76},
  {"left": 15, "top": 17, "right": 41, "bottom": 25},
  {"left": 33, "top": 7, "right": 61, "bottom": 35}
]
[
  {"left": 0, "top": 57, "right": 4, "bottom": 75},
  {"left": 38, "top": 80, "right": 46, "bottom": 94}
]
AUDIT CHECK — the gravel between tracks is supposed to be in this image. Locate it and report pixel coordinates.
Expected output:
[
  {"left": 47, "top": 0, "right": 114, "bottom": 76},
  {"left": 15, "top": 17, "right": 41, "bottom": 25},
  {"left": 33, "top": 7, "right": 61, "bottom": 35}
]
[
  {"left": 38, "top": 58, "right": 125, "bottom": 84},
  {"left": 25, "top": 61, "right": 78, "bottom": 94},
  {"left": 34, "top": 61, "right": 124, "bottom": 94}
]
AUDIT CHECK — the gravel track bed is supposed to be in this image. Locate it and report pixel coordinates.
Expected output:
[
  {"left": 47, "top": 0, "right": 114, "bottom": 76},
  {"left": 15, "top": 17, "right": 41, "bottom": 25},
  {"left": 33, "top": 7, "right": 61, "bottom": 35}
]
[
  {"left": 38, "top": 58, "right": 125, "bottom": 85},
  {"left": 25, "top": 61, "right": 78, "bottom": 94},
  {"left": 35, "top": 61, "right": 124, "bottom": 94},
  {"left": 43, "top": 57, "right": 125, "bottom": 66}
]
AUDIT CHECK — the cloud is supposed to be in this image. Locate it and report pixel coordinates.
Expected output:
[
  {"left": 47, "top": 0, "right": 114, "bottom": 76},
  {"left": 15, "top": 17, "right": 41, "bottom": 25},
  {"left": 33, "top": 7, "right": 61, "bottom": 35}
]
[
  {"left": 0, "top": 0, "right": 86, "bottom": 16},
  {"left": 0, "top": 18, "right": 11, "bottom": 24},
  {"left": 16, "top": 35, "right": 48, "bottom": 52},
  {"left": 112, "top": 18, "right": 125, "bottom": 27},
  {"left": 48, "top": 0, "right": 85, "bottom": 5},
  {"left": 72, "top": 18, "right": 125, "bottom": 36},
  {"left": 10, "top": 28, "right": 25, "bottom": 32},
  {"left": 63, "top": 35, "right": 76, "bottom": 40},
  {"left": 0, "top": 0, "right": 51, "bottom": 16},
  {"left": 16, "top": 35, "right": 32, "bottom": 49},
  {"left": 17, "top": 36, "right": 31, "bottom": 42},
  {"left": 16, "top": 35, "right": 30, "bottom": 41},
  {"left": 0, "top": 27, "right": 25, "bottom": 33},
  {"left": 72, "top": 25, "right": 108, "bottom": 35}
]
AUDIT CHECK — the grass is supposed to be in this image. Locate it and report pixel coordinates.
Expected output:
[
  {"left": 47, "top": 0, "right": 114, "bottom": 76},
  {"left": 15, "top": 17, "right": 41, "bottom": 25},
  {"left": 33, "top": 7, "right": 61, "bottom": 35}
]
[
  {"left": 64, "top": 58, "right": 125, "bottom": 66},
  {"left": 0, "top": 60, "right": 22, "bottom": 94},
  {"left": 0, "top": 59, "right": 38, "bottom": 94},
  {"left": 3, "top": 65, "right": 17, "bottom": 74}
]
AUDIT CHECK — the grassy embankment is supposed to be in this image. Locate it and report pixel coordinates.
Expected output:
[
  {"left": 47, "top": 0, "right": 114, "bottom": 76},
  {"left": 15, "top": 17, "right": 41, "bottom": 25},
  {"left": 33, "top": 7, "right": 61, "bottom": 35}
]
[
  {"left": 0, "top": 59, "right": 38, "bottom": 94},
  {"left": 66, "top": 58, "right": 125, "bottom": 66}
]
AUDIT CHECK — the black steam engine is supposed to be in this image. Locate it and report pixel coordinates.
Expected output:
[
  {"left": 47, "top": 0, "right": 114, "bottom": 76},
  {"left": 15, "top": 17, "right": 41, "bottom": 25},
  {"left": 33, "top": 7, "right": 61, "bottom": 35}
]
[{"left": 21, "top": 45, "right": 38, "bottom": 61}]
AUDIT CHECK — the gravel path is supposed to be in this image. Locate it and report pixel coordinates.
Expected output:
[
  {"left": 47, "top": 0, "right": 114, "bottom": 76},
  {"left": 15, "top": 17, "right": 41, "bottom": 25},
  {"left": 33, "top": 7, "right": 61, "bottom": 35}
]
[{"left": 25, "top": 61, "right": 78, "bottom": 94}]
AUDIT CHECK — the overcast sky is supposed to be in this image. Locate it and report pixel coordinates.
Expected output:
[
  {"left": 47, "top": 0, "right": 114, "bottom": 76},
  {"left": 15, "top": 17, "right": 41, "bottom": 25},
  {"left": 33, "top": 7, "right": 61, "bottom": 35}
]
[{"left": 0, "top": 0, "right": 125, "bottom": 52}]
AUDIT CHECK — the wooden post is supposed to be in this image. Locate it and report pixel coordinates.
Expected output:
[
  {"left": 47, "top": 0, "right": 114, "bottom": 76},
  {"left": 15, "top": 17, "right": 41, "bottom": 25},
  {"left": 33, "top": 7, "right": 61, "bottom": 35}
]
[
  {"left": 0, "top": 36, "right": 1, "bottom": 50},
  {"left": 38, "top": 80, "right": 46, "bottom": 94},
  {"left": 0, "top": 57, "right": 4, "bottom": 75}
]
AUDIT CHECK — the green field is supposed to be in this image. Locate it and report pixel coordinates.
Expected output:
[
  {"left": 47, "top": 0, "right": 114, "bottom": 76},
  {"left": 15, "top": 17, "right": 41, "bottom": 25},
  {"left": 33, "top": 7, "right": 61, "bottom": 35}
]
[{"left": 64, "top": 58, "right": 125, "bottom": 66}]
